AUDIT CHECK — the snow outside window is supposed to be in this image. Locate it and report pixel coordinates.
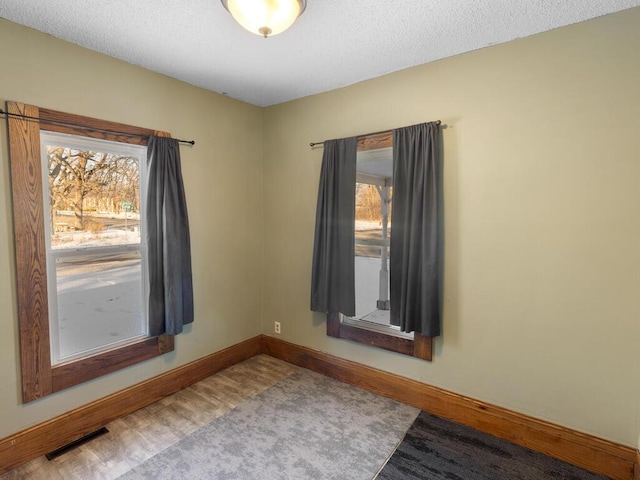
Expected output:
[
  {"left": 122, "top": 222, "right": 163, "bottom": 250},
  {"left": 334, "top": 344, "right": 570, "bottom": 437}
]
[{"left": 41, "top": 132, "right": 148, "bottom": 364}]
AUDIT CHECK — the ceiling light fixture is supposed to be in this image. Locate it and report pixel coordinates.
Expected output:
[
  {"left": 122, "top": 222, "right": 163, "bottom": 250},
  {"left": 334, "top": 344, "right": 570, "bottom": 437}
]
[{"left": 221, "top": 0, "right": 306, "bottom": 38}]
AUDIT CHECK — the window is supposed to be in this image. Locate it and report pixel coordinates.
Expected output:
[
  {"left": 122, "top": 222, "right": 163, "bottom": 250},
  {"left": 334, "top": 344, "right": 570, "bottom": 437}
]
[
  {"left": 341, "top": 145, "right": 413, "bottom": 336},
  {"left": 322, "top": 132, "right": 434, "bottom": 361},
  {"left": 7, "top": 102, "right": 174, "bottom": 402},
  {"left": 42, "top": 132, "right": 148, "bottom": 364}
]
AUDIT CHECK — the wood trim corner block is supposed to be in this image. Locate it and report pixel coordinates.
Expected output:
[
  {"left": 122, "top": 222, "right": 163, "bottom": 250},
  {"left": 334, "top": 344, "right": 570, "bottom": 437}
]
[{"left": 158, "top": 334, "right": 175, "bottom": 354}]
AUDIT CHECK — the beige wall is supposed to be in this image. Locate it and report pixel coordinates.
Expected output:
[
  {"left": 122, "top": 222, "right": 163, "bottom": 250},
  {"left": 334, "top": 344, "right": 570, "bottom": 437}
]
[
  {"left": 2, "top": 7, "right": 640, "bottom": 451},
  {"left": 262, "top": 8, "right": 640, "bottom": 447},
  {"left": 0, "top": 19, "right": 264, "bottom": 438}
]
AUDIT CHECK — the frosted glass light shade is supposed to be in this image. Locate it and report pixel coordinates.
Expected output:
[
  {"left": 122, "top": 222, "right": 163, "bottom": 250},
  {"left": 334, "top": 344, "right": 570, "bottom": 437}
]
[{"left": 221, "top": 0, "right": 306, "bottom": 37}]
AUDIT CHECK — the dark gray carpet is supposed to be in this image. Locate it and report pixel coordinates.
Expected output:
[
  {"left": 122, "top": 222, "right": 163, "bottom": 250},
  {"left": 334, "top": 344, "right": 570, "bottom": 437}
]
[
  {"left": 376, "top": 411, "right": 609, "bottom": 480},
  {"left": 117, "top": 368, "right": 419, "bottom": 480}
]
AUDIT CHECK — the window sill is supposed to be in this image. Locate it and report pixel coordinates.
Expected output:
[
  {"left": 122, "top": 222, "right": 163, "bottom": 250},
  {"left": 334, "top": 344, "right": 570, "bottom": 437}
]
[
  {"left": 51, "top": 334, "right": 174, "bottom": 392},
  {"left": 326, "top": 312, "right": 432, "bottom": 361}
]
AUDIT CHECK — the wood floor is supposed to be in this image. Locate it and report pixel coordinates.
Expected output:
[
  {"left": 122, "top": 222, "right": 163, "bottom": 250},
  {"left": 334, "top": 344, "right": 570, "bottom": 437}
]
[{"left": 0, "top": 355, "right": 297, "bottom": 480}]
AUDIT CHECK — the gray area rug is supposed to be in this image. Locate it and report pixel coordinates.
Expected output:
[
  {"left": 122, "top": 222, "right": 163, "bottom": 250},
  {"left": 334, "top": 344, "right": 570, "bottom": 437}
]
[
  {"left": 118, "top": 368, "right": 419, "bottom": 480},
  {"left": 376, "top": 411, "right": 608, "bottom": 480}
]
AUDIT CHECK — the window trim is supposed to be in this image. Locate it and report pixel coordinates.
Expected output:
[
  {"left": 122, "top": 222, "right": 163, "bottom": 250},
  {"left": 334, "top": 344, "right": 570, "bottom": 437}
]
[
  {"left": 327, "top": 314, "right": 432, "bottom": 360},
  {"left": 325, "top": 131, "right": 433, "bottom": 361},
  {"left": 7, "top": 101, "right": 174, "bottom": 403}
]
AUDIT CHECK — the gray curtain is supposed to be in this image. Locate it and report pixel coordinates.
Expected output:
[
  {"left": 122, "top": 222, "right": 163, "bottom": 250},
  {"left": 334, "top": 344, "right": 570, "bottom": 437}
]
[
  {"left": 390, "top": 122, "right": 441, "bottom": 336},
  {"left": 147, "top": 136, "right": 194, "bottom": 336},
  {"left": 310, "top": 137, "right": 357, "bottom": 316}
]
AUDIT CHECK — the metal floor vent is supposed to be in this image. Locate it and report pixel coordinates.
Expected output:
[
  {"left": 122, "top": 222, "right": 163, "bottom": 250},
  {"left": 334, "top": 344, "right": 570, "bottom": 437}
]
[{"left": 45, "top": 427, "right": 109, "bottom": 461}]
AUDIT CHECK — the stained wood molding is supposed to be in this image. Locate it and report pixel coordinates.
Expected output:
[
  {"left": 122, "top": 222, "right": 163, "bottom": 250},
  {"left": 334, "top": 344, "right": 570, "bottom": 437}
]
[
  {"left": 39, "top": 107, "right": 154, "bottom": 144},
  {"left": 7, "top": 102, "right": 53, "bottom": 402},
  {"left": 358, "top": 131, "right": 392, "bottom": 151},
  {"left": 51, "top": 337, "right": 168, "bottom": 392},
  {"left": 1, "top": 334, "right": 637, "bottom": 479},
  {"left": 0, "top": 336, "right": 262, "bottom": 474},
  {"left": 327, "top": 312, "right": 433, "bottom": 360},
  {"left": 6, "top": 101, "right": 174, "bottom": 402},
  {"left": 262, "top": 336, "right": 636, "bottom": 480}
]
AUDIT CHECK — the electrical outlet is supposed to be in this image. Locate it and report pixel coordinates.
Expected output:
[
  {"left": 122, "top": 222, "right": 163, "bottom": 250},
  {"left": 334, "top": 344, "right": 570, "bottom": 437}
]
[{"left": 274, "top": 321, "right": 281, "bottom": 334}]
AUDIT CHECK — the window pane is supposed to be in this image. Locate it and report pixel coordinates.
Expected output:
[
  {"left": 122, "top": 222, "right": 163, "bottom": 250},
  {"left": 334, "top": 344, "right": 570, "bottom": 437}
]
[
  {"left": 354, "top": 183, "right": 391, "bottom": 325},
  {"left": 54, "top": 249, "right": 146, "bottom": 361},
  {"left": 46, "top": 145, "right": 141, "bottom": 249},
  {"left": 41, "top": 133, "right": 148, "bottom": 365},
  {"left": 348, "top": 146, "right": 395, "bottom": 328}
]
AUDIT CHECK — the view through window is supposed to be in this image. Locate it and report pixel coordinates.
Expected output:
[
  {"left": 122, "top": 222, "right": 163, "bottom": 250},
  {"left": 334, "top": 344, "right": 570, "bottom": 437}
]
[
  {"left": 42, "top": 132, "right": 148, "bottom": 364},
  {"left": 344, "top": 146, "right": 411, "bottom": 337}
]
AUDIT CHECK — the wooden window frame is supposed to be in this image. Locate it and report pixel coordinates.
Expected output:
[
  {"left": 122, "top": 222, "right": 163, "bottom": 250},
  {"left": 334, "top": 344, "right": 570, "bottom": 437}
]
[
  {"left": 327, "top": 313, "right": 433, "bottom": 360},
  {"left": 7, "top": 102, "right": 174, "bottom": 403},
  {"left": 325, "top": 131, "right": 433, "bottom": 361}
]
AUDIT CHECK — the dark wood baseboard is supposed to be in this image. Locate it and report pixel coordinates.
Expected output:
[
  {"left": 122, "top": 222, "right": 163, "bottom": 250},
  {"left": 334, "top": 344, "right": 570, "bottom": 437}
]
[
  {"left": 0, "top": 335, "right": 262, "bottom": 474},
  {"left": 262, "top": 336, "right": 636, "bottom": 480},
  {"left": 1, "top": 334, "right": 637, "bottom": 479}
]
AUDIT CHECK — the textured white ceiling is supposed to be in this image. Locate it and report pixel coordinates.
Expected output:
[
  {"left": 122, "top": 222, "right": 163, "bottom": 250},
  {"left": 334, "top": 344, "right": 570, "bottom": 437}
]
[{"left": 1, "top": 1, "right": 639, "bottom": 106}]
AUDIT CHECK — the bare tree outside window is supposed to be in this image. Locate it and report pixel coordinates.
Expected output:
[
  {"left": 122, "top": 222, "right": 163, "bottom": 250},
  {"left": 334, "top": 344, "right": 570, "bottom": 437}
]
[
  {"left": 41, "top": 136, "right": 148, "bottom": 364},
  {"left": 46, "top": 146, "right": 141, "bottom": 249}
]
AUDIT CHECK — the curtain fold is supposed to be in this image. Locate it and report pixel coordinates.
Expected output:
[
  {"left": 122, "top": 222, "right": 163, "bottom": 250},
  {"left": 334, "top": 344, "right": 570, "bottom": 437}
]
[
  {"left": 146, "top": 136, "right": 194, "bottom": 336},
  {"left": 310, "top": 137, "right": 357, "bottom": 316},
  {"left": 390, "top": 122, "right": 441, "bottom": 336}
]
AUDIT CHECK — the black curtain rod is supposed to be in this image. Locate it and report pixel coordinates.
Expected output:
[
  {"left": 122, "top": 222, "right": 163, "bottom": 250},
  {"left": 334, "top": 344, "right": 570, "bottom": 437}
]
[
  {"left": 309, "top": 120, "right": 442, "bottom": 147},
  {"left": 0, "top": 109, "right": 195, "bottom": 146}
]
